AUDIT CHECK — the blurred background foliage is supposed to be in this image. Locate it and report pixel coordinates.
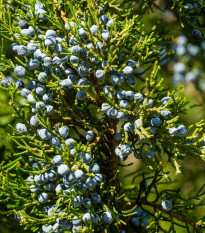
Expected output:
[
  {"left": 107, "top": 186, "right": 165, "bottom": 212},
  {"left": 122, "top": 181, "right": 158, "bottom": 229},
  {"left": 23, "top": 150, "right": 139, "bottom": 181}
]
[{"left": 0, "top": 0, "right": 205, "bottom": 232}]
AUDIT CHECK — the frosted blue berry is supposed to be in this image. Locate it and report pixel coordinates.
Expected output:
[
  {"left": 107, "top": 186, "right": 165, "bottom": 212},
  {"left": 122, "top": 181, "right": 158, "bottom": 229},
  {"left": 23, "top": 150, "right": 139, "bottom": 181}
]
[
  {"left": 76, "top": 90, "right": 87, "bottom": 100},
  {"left": 94, "top": 173, "right": 103, "bottom": 185},
  {"left": 70, "top": 45, "right": 81, "bottom": 55},
  {"left": 102, "top": 212, "right": 113, "bottom": 224},
  {"left": 15, "top": 80, "right": 25, "bottom": 90},
  {"left": 57, "top": 164, "right": 69, "bottom": 176},
  {"left": 102, "top": 60, "right": 108, "bottom": 68},
  {"left": 107, "top": 108, "right": 118, "bottom": 117},
  {"left": 46, "top": 105, "right": 54, "bottom": 115},
  {"left": 176, "top": 125, "right": 187, "bottom": 137},
  {"left": 169, "top": 127, "right": 177, "bottom": 135},
  {"left": 65, "top": 21, "right": 74, "bottom": 31},
  {"left": 28, "top": 26, "right": 37, "bottom": 36},
  {"left": 151, "top": 118, "right": 161, "bottom": 127},
  {"left": 96, "top": 70, "right": 105, "bottom": 79},
  {"left": 117, "top": 90, "right": 126, "bottom": 99},
  {"left": 52, "top": 223, "right": 60, "bottom": 233},
  {"left": 21, "top": 29, "right": 33, "bottom": 36},
  {"left": 28, "top": 80, "right": 38, "bottom": 90},
  {"left": 119, "top": 100, "right": 129, "bottom": 109},
  {"left": 52, "top": 56, "right": 61, "bottom": 65},
  {"left": 82, "top": 152, "right": 92, "bottom": 164},
  {"left": 126, "top": 76, "right": 136, "bottom": 85},
  {"left": 83, "top": 198, "right": 92, "bottom": 208},
  {"left": 74, "top": 169, "right": 85, "bottom": 181},
  {"left": 161, "top": 200, "right": 172, "bottom": 211},
  {"left": 93, "top": 214, "right": 100, "bottom": 224},
  {"left": 26, "top": 59, "right": 40, "bottom": 70},
  {"left": 70, "top": 55, "right": 79, "bottom": 64},
  {"left": 30, "top": 184, "right": 39, "bottom": 193},
  {"left": 59, "top": 126, "right": 69, "bottom": 137},
  {"left": 14, "top": 66, "right": 26, "bottom": 78},
  {"left": 85, "top": 177, "right": 97, "bottom": 189},
  {"left": 72, "top": 195, "right": 83, "bottom": 207},
  {"left": 78, "top": 28, "right": 87, "bottom": 39},
  {"left": 97, "top": 5, "right": 104, "bottom": 14},
  {"left": 123, "top": 66, "right": 133, "bottom": 75},
  {"left": 65, "top": 138, "right": 76, "bottom": 148},
  {"left": 21, "top": 88, "right": 31, "bottom": 98},
  {"left": 17, "top": 45, "right": 28, "bottom": 57},
  {"left": 85, "top": 130, "right": 94, "bottom": 141},
  {"left": 192, "top": 29, "right": 202, "bottom": 41},
  {"left": 77, "top": 78, "right": 89, "bottom": 86},
  {"left": 110, "top": 75, "right": 120, "bottom": 85},
  {"left": 54, "top": 43, "right": 64, "bottom": 54},
  {"left": 82, "top": 213, "right": 92, "bottom": 223},
  {"left": 55, "top": 184, "right": 66, "bottom": 192},
  {"left": 96, "top": 41, "right": 104, "bottom": 51},
  {"left": 1, "top": 77, "right": 13, "bottom": 87},
  {"left": 72, "top": 216, "right": 82, "bottom": 226},
  {"left": 124, "top": 123, "right": 134, "bottom": 132},
  {"left": 101, "top": 102, "right": 110, "bottom": 113},
  {"left": 89, "top": 163, "right": 100, "bottom": 173},
  {"left": 160, "top": 110, "right": 171, "bottom": 117},
  {"left": 46, "top": 182, "right": 56, "bottom": 191},
  {"left": 43, "top": 57, "right": 53, "bottom": 68},
  {"left": 69, "top": 35, "right": 78, "bottom": 45},
  {"left": 134, "top": 93, "right": 143, "bottom": 102},
  {"left": 30, "top": 115, "right": 39, "bottom": 127},
  {"left": 127, "top": 59, "right": 137, "bottom": 68},
  {"left": 87, "top": 42, "right": 93, "bottom": 50},
  {"left": 107, "top": 18, "right": 114, "bottom": 28},
  {"left": 125, "top": 91, "right": 134, "bottom": 101},
  {"left": 117, "top": 72, "right": 125, "bottom": 83},
  {"left": 103, "top": 85, "right": 110, "bottom": 95},
  {"left": 10, "top": 43, "right": 19, "bottom": 52},
  {"left": 90, "top": 25, "right": 98, "bottom": 34},
  {"left": 143, "top": 99, "right": 153, "bottom": 108},
  {"left": 173, "top": 62, "right": 185, "bottom": 73},
  {"left": 91, "top": 193, "right": 101, "bottom": 203},
  {"left": 45, "top": 36, "right": 56, "bottom": 46},
  {"left": 63, "top": 172, "right": 76, "bottom": 185},
  {"left": 38, "top": 129, "right": 51, "bottom": 140},
  {"left": 42, "top": 224, "right": 53, "bottom": 233},
  {"left": 36, "top": 8, "right": 47, "bottom": 20},
  {"left": 36, "top": 86, "right": 46, "bottom": 96},
  {"left": 27, "top": 43, "right": 38, "bottom": 53},
  {"left": 99, "top": 15, "right": 108, "bottom": 24},
  {"left": 36, "top": 101, "right": 46, "bottom": 111},
  {"left": 61, "top": 79, "right": 73, "bottom": 89},
  {"left": 102, "top": 30, "right": 110, "bottom": 41},
  {"left": 53, "top": 155, "right": 62, "bottom": 165},
  {"left": 45, "top": 30, "right": 56, "bottom": 38},
  {"left": 50, "top": 136, "right": 60, "bottom": 147},
  {"left": 35, "top": 2, "right": 44, "bottom": 11},
  {"left": 16, "top": 123, "right": 27, "bottom": 133},
  {"left": 38, "top": 192, "right": 48, "bottom": 204},
  {"left": 161, "top": 97, "right": 170, "bottom": 106},
  {"left": 38, "top": 72, "right": 48, "bottom": 83},
  {"left": 43, "top": 93, "right": 53, "bottom": 103}
]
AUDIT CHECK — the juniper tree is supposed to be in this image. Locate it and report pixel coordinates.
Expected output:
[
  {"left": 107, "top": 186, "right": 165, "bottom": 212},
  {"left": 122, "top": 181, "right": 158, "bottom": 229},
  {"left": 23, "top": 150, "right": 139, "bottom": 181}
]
[{"left": 0, "top": 0, "right": 205, "bottom": 233}]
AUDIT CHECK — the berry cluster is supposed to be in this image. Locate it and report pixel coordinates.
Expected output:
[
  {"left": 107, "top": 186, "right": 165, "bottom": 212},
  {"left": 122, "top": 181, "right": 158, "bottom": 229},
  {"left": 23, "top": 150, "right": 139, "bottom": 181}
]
[{"left": 170, "top": 35, "right": 205, "bottom": 90}]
